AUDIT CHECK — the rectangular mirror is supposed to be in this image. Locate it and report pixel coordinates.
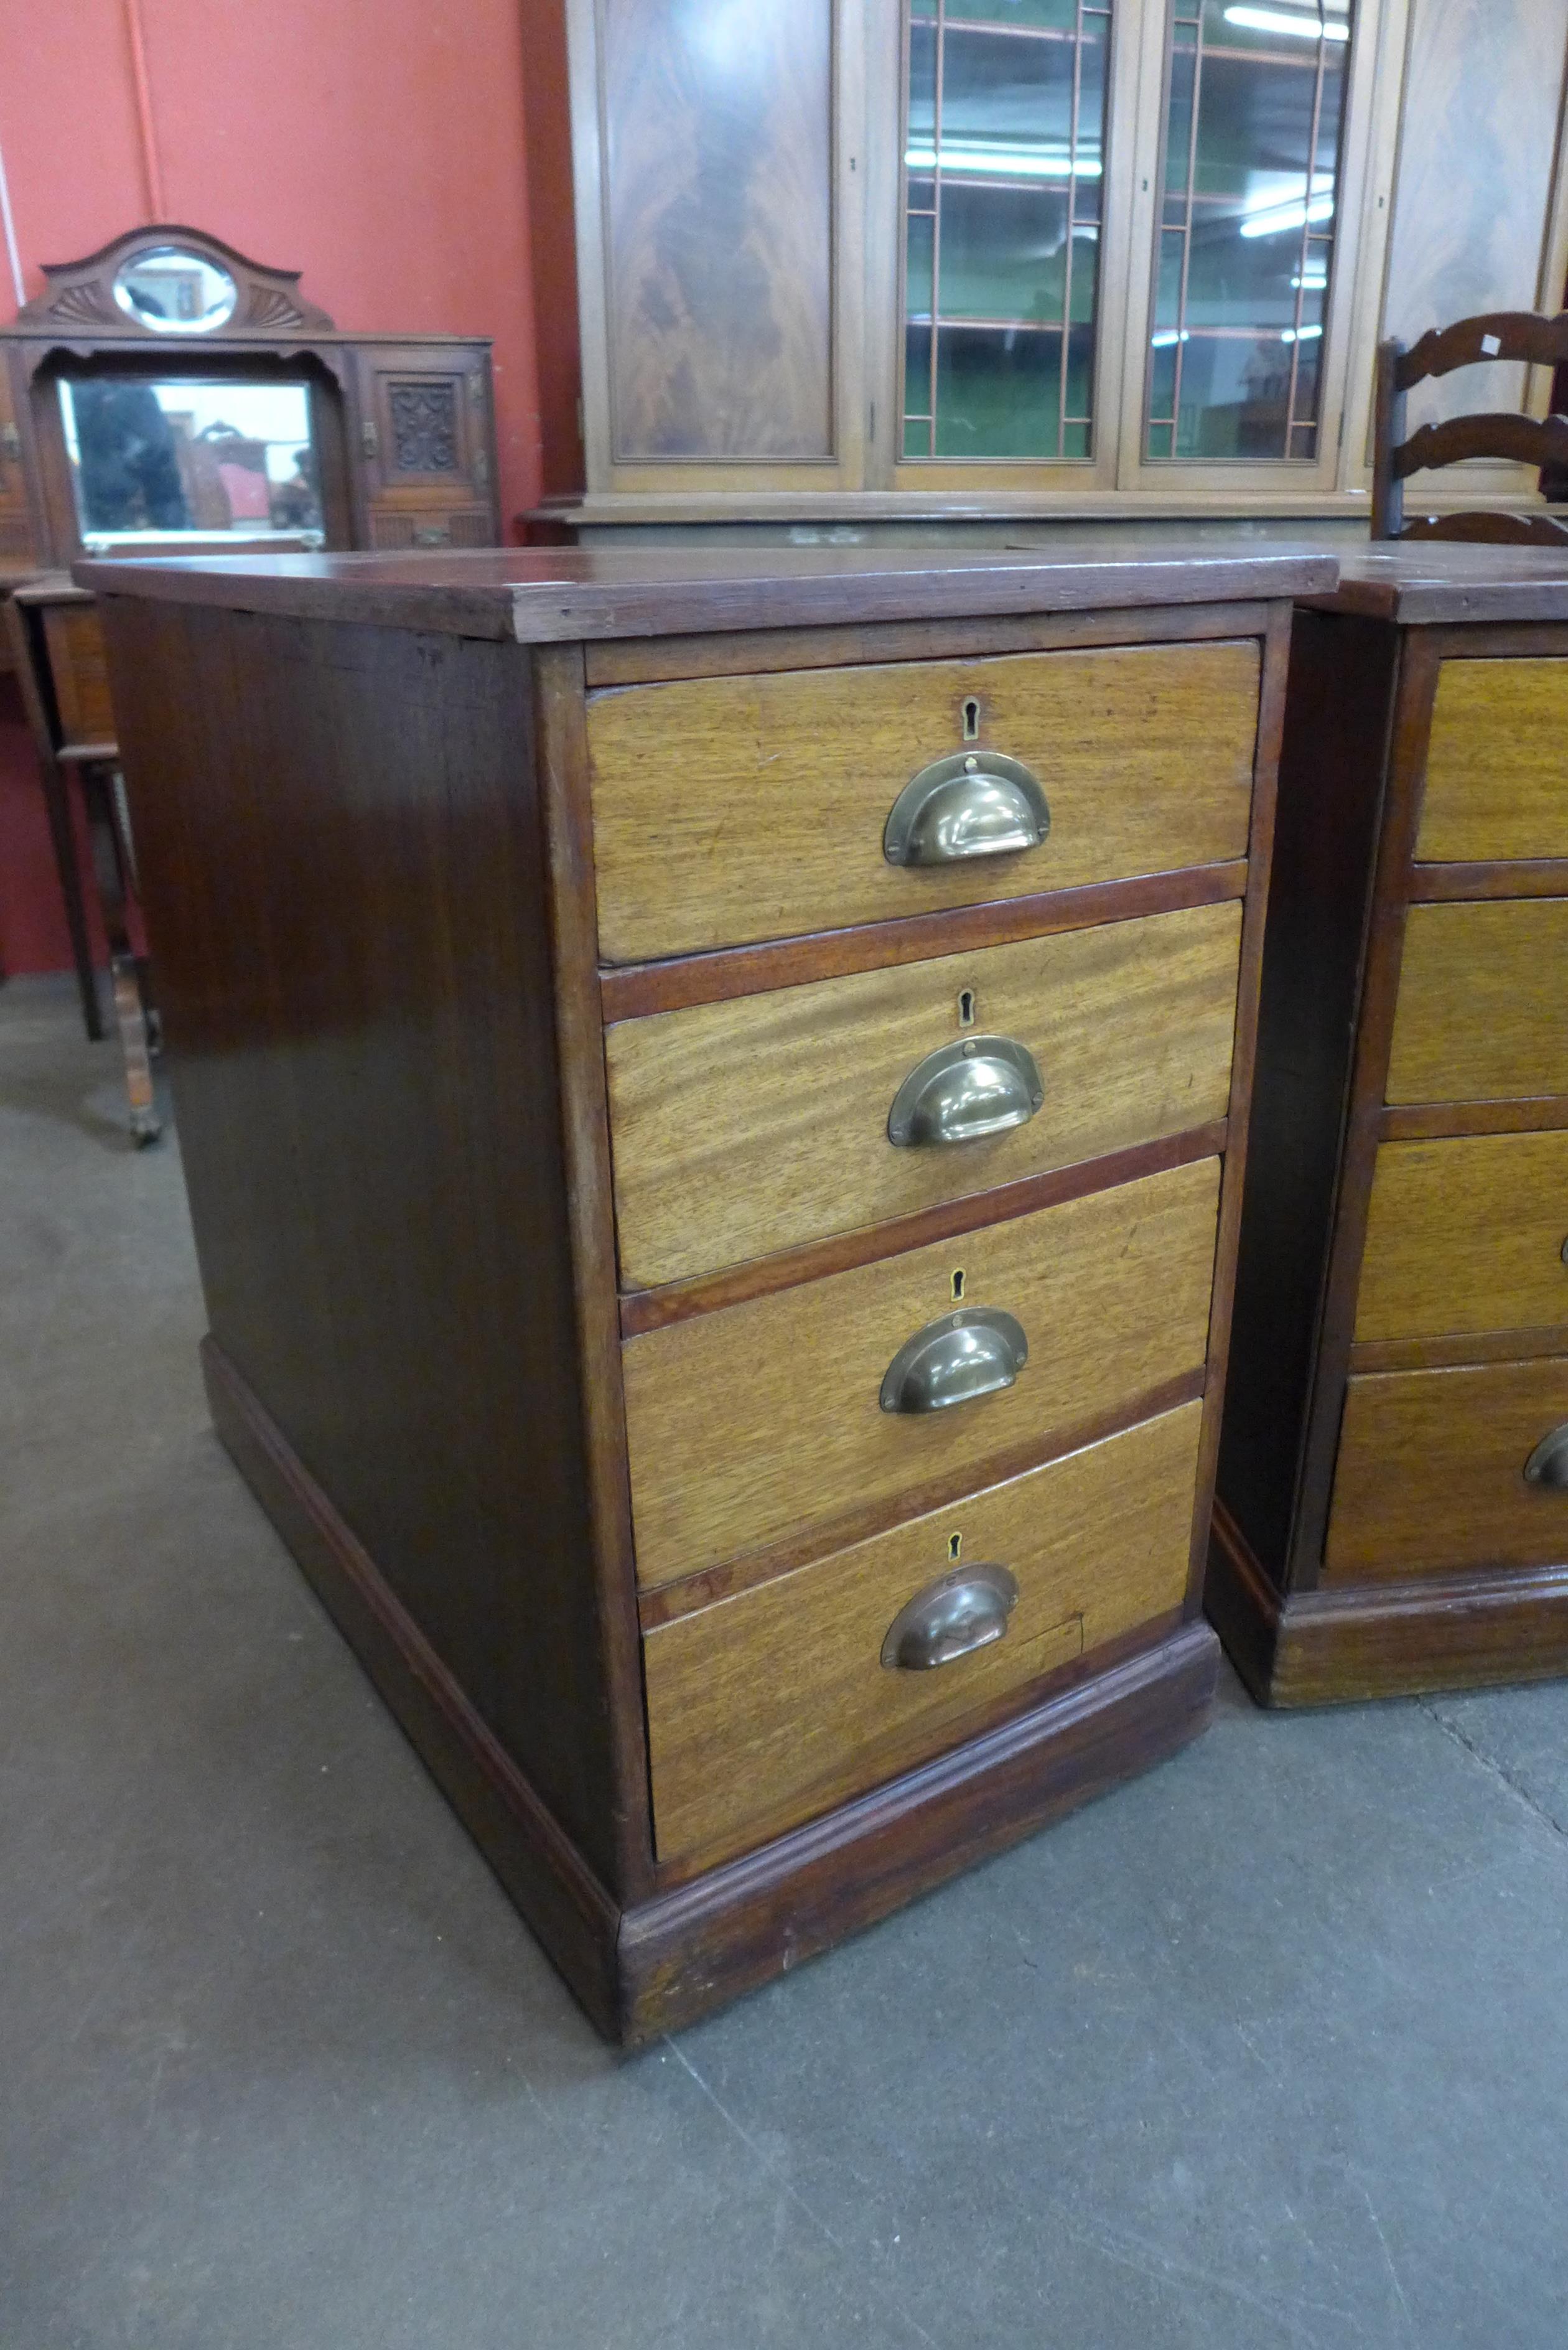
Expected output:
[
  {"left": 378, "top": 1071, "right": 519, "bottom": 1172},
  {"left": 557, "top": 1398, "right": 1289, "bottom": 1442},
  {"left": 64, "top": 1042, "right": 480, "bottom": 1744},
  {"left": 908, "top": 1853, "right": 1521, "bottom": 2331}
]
[{"left": 58, "top": 377, "right": 324, "bottom": 549}]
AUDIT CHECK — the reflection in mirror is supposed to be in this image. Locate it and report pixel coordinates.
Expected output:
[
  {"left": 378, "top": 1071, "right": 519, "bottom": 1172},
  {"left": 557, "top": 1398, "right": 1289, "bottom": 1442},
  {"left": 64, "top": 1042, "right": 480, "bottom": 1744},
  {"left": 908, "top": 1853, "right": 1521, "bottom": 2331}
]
[
  {"left": 112, "top": 247, "right": 239, "bottom": 333},
  {"left": 58, "top": 379, "right": 324, "bottom": 550}
]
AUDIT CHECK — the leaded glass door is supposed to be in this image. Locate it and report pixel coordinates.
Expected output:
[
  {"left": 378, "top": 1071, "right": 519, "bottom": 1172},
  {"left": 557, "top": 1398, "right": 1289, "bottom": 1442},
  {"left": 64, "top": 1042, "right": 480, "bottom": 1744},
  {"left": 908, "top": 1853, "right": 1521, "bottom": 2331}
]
[
  {"left": 1113, "top": 0, "right": 1384, "bottom": 495},
  {"left": 879, "top": 0, "right": 1388, "bottom": 498},
  {"left": 890, "top": 0, "right": 1139, "bottom": 486},
  {"left": 1147, "top": 0, "right": 1353, "bottom": 461}
]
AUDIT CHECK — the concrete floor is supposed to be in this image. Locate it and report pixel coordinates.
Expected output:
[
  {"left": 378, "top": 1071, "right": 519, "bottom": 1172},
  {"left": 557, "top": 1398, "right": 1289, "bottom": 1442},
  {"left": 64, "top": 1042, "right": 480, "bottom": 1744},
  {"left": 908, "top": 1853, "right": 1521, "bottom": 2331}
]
[{"left": 4, "top": 971, "right": 1568, "bottom": 2350}]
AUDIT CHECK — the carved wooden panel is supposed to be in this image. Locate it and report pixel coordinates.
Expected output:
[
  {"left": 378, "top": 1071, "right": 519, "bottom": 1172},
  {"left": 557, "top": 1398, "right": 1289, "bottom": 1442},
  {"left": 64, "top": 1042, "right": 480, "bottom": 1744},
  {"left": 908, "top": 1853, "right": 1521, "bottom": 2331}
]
[
  {"left": 352, "top": 344, "right": 499, "bottom": 548},
  {"left": 600, "top": 0, "right": 834, "bottom": 461},
  {"left": 387, "top": 382, "right": 459, "bottom": 473},
  {"left": 1382, "top": 0, "right": 1568, "bottom": 444},
  {"left": 365, "top": 355, "right": 482, "bottom": 487},
  {"left": 12, "top": 223, "right": 335, "bottom": 337}
]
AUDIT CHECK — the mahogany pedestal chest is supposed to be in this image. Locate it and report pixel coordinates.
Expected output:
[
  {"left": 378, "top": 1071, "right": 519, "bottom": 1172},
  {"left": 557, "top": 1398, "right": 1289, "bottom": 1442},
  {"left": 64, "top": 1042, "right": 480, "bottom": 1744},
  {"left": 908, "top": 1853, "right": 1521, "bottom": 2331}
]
[
  {"left": 83, "top": 543, "right": 1330, "bottom": 2038},
  {"left": 1211, "top": 543, "right": 1568, "bottom": 1705}
]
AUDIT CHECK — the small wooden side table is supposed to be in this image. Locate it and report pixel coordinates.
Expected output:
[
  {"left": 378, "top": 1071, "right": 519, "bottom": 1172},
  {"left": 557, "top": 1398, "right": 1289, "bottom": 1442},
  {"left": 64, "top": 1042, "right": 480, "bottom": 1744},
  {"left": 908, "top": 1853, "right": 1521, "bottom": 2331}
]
[{"left": 6, "top": 575, "right": 160, "bottom": 1142}]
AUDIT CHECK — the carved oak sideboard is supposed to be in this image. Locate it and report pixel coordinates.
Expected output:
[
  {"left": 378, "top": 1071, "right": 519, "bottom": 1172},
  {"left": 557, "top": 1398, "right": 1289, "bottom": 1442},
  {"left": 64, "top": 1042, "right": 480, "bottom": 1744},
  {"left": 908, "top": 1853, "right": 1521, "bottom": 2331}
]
[
  {"left": 82, "top": 541, "right": 1332, "bottom": 2038},
  {"left": 0, "top": 224, "right": 498, "bottom": 568}
]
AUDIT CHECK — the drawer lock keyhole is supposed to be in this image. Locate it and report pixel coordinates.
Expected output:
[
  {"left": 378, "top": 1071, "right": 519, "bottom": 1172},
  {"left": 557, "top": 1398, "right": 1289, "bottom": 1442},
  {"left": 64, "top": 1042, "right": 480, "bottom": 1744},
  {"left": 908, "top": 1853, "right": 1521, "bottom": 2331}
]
[{"left": 961, "top": 696, "right": 981, "bottom": 741}]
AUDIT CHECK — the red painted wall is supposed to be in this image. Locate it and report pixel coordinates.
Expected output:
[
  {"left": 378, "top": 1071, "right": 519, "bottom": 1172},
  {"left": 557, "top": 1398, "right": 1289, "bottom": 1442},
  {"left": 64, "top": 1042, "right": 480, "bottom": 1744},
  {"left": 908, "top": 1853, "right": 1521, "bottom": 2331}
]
[{"left": 0, "top": 0, "right": 579, "bottom": 973}]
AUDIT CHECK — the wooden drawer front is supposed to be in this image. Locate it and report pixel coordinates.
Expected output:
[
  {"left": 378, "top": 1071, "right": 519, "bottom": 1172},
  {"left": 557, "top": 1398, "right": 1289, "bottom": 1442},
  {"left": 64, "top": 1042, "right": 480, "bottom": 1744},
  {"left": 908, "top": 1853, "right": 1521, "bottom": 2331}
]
[
  {"left": 587, "top": 639, "right": 1260, "bottom": 962},
  {"left": 1358, "top": 1133, "right": 1568, "bottom": 1343},
  {"left": 1386, "top": 900, "right": 1568, "bottom": 1104},
  {"left": 1416, "top": 658, "right": 1568, "bottom": 863},
  {"left": 607, "top": 898, "right": 1240, "bottom": 1289},
  {"left": 623, "top": 1156, "right": 1220, "bottom": 1588},
  {"left": 41, "top": 604, "right": 115, "bottom": 747},
  {"left": 645, "top": 1398, "right": 1203, "bottom": 1867},
  {"left": 1325, "top": 1356, "right": 1568, "bottom": 1580}
]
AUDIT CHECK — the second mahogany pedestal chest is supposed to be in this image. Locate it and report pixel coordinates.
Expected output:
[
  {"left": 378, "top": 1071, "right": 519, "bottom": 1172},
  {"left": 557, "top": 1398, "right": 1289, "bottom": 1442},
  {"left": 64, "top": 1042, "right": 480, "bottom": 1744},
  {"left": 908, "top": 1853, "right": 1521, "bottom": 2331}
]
[
  {"left": 1211, "top": 542, "right": 1568, "bottom": 1705},
  {"left": 84, "top": 542, "right": 1331, "bottom": 2037}
]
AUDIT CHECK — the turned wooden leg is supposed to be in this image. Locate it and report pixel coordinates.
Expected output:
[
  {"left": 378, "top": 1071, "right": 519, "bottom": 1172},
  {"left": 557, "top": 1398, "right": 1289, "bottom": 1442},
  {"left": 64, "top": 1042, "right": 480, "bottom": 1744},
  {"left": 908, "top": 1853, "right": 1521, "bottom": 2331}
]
[
  {"left": 40, "top": 747, "right": 105, "bottom": 1041},
  {"left": 78, "top": 759, "right": 160, "bottom": 1146}
]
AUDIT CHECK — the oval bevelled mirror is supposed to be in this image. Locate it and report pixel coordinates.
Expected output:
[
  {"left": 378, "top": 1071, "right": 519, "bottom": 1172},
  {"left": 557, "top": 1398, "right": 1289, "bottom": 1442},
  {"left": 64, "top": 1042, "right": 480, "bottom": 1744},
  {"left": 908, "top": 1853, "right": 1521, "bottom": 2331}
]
[{"left": 111, "top": 246, "right": 238, "bottom": 334}]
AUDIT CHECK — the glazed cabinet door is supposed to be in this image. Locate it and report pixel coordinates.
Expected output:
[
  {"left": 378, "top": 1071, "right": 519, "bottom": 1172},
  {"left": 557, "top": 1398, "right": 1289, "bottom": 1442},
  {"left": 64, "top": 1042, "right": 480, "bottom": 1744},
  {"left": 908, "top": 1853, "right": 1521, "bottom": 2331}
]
[
  {"left": 869, "top": 0, "right": 1142, "bottom": 496},
  {"left": 350, "top": 342, "right": 499, "bottom": 549},
  {"left": 867, "top": 0, "right": 1402, "bottom": 502},
  {"left": 1373, "top": 0, "right": 1568, "bottom": 514},
  {"left": 563, "top": 0, "right": 1568, "bottom": 513},
  {"left": 566, "top": 0, "right": 867, "bottom": 495},
  {"left": 1109, "top": 0, "right": 1394, "bottom": 500}
]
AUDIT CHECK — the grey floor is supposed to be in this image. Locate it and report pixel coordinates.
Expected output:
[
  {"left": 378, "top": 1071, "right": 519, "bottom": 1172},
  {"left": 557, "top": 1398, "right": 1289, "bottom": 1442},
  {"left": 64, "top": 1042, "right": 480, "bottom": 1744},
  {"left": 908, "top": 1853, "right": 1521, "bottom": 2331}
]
[{"left": 4, "top": 973, "right": 1568, "bottom": 2350}]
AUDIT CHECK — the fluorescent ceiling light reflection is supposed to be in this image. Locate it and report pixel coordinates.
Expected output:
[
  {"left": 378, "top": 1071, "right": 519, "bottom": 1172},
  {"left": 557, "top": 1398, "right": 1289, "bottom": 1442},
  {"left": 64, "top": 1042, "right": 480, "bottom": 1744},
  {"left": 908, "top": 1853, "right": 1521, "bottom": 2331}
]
[
  {"left": 1291, "top": 270, "right": 1328, "bottom": 288},
  {"left": 1223, "top": 5, "right": 1349, "bottom": 37},
  {"left": 1239, "top": 189, "right": 1335, "bottom": 238},
  {"left": 1152, "top": 324, "right": 1323, "bottom": 345},
  {"left": 905, "top": 145, "right": 1102, "bottom": 179}
]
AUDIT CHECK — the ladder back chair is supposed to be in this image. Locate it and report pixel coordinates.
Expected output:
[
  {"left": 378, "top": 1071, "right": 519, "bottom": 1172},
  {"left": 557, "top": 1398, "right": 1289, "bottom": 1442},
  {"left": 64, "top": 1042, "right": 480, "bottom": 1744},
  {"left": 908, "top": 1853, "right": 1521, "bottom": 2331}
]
[{"left": 1371, "top": 311, "right": 1568, "bottom": 545}]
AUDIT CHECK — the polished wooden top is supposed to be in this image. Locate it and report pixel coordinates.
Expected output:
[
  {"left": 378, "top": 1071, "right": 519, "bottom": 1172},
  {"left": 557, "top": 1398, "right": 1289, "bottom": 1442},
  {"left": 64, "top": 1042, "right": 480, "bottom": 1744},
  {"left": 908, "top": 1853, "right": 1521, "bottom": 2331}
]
[
  {"left": 75, "top": 540, "right": 1338, "bottom": 644},
  {"left": 1313, "top": 541, "right": 1568, "bottom": 624},
  {"left": 12, "top": 571, "right": 90, "bottom": 608}
]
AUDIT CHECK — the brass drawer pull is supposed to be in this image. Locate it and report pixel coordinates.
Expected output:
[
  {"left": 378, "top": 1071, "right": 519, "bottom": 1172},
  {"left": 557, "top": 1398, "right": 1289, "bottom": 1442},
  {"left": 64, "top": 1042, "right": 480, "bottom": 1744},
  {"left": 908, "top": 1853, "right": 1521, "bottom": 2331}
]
[
  {"left": 881, "top": 1563, "right": 1019, "bottom": 1670},
  {"left": 887, "top": 1035, "right": 1043, "bottom": 1148},
  {"left": 1524, "top": 1423, "right": 1568, "bottom": 1487},
  {"left": 879, "top": 1306, "right": 1028, "bottom": 1414},
  {"left": 884, "top": 752, "right": 1050, "bottom": 866}
]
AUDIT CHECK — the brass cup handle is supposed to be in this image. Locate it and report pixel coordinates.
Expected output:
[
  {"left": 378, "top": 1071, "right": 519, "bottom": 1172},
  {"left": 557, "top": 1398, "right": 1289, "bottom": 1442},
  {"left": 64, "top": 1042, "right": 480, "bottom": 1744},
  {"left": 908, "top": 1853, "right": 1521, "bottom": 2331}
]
[
  {"left": 884, "top": 752, "right": 1051, "bottom": 866},
  {"left": 887, "top": 1036, "right": 1043, "bottom": 1148},
  {"left": 880, "top": 1306, "right": 1028, "bottom": 1413},
  {"left": 1524, "top": 1422, "right": 1568, "bottom": 1487},
  {"left": 881, "top": 1563, "right": 1020, "bottom": 1670}
]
